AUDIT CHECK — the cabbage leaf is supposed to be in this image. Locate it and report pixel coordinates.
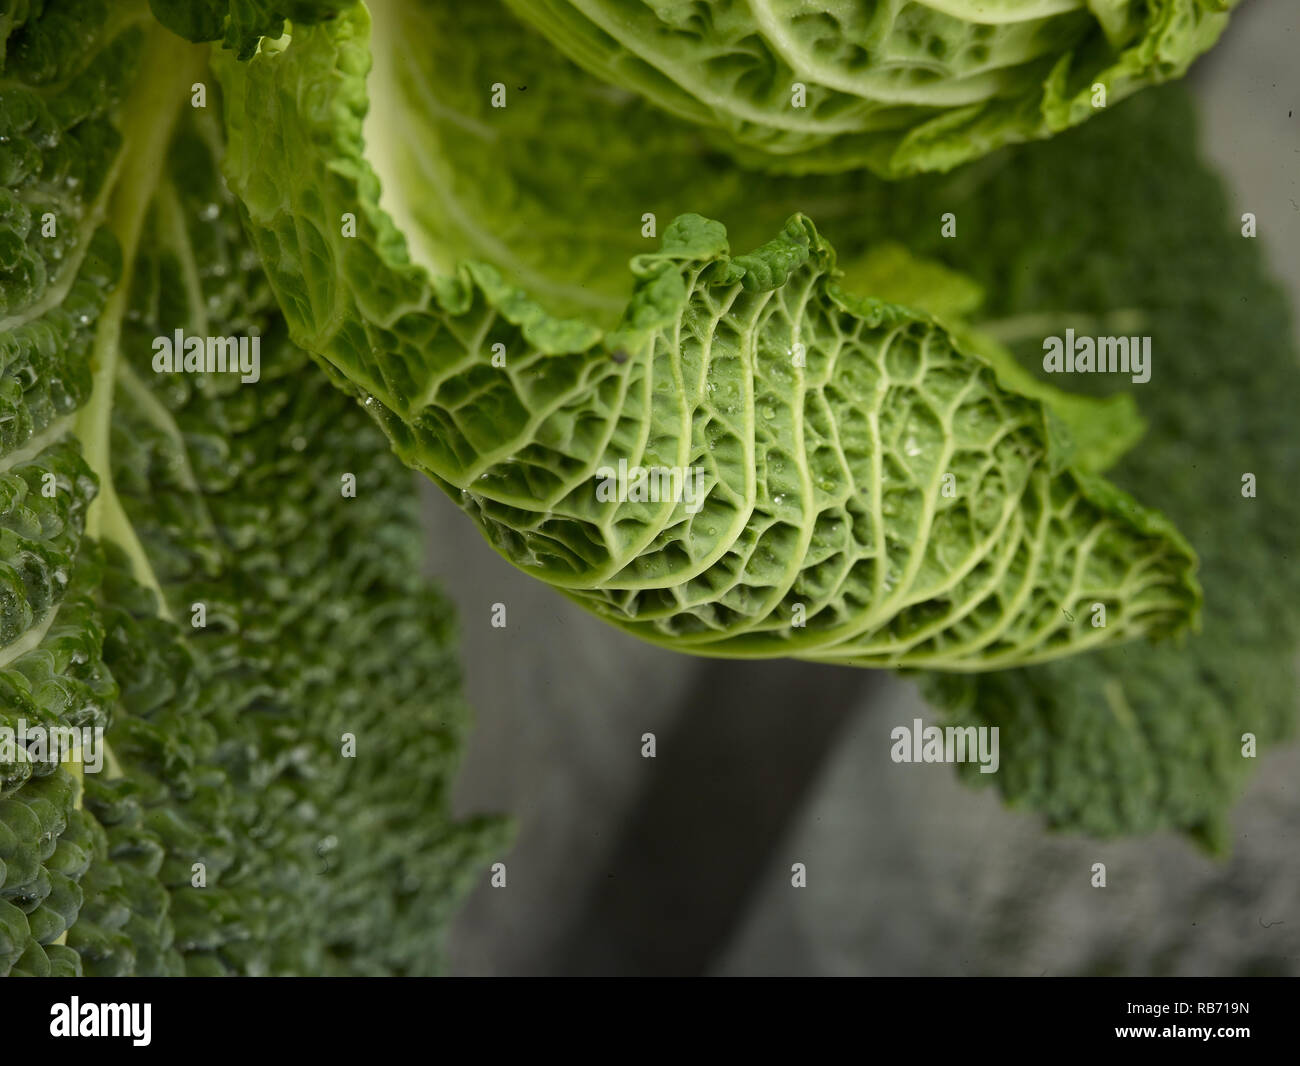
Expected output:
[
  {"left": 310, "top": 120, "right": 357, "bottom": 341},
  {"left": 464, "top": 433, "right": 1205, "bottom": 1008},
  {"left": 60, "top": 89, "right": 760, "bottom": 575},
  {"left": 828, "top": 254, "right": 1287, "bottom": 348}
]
[
  {"left": 504, "top": 0, "right": 1239, "bottom": 175},
  {"left": 0, "top": 0, "right": 503, "bottom": 976},
  {"left": 213, "top": 0, "right": 1200, "bottom": 673}
]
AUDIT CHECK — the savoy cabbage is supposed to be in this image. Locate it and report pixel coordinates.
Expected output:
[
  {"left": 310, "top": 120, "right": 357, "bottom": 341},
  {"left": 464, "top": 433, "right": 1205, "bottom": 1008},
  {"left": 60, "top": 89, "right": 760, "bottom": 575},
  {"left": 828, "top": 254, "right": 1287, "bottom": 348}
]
[
  {"left": 0, "top": 0, "right": 1294, "bottom": 979},
  {"left": 208, "top": 0, "right": 1296, "bottom": 845}
]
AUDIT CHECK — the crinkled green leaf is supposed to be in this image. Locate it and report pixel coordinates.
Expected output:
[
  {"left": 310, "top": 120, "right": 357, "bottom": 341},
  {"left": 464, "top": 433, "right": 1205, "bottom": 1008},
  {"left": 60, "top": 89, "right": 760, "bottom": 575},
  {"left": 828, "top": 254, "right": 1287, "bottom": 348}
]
[
  {"left": 214, "top": 0, "right": 1199, "bottom": 672},
  {"left": 0, "top": 0, "right": 503, "bottom": 975},
  {"left": 835, "top": 242, "right": 1146, "bottom": 475},
  {"left": 503, "top": 0, "right": 1239, "bottom": 176}
]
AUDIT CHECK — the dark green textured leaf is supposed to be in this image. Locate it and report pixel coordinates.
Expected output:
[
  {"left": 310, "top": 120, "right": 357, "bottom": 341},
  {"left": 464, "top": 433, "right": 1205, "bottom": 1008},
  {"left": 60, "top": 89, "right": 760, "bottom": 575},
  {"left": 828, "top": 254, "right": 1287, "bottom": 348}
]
[
  {"left": 900, "top": 89, "right": 1300, "bottom": 847},
  {"left": 0, "top": 0, "right": 505, "bottom": 975}
]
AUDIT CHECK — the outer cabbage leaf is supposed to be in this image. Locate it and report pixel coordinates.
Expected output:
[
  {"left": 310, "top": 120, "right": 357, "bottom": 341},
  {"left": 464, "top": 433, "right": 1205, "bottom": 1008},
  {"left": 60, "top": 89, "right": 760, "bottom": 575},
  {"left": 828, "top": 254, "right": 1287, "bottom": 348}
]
[
  {"left": 0, "top": 0, "right": 503, "bottom": 975},
  {"left": 214, "top": 1, "right": 1199, "bottom": 672},
  {"left": 362, "top": 0, "right": 1144, "bottom": 478},
  {"left": 0, "top": 0, "right": 149, "bottom": 978},
  {"left": 503, "top": 0, "right": 1239, "bottom": 176}
]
